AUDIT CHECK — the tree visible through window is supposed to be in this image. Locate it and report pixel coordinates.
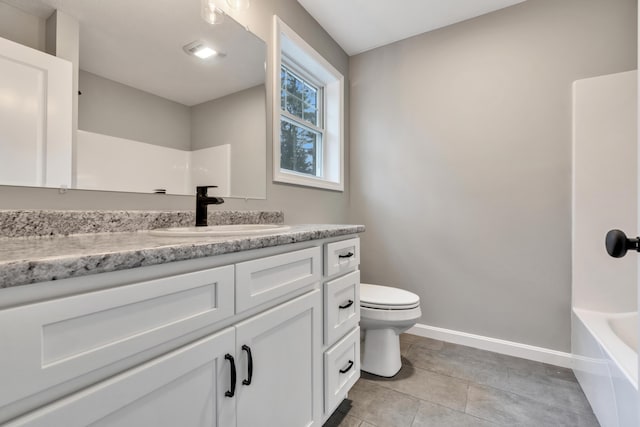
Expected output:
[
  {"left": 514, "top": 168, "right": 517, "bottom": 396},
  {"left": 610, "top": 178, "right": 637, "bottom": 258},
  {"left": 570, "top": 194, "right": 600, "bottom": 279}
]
[{"left": 280, "top": 65, "right": 323, "bottom": 177}]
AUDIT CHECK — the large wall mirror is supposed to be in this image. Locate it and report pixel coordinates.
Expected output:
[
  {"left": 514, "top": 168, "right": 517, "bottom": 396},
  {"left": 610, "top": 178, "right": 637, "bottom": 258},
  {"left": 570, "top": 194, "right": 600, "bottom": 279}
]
[{"left": 0, "top": 0, "right": 266, "bottom": 198}]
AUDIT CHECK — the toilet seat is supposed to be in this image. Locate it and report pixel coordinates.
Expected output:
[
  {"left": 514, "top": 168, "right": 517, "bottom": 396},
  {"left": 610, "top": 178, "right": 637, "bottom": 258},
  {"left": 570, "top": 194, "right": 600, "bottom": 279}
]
[
  {"left": 360, "top": 305, "right": 422, "bottom": 323},
  {"left": 360, "top": 283, "right": 420, "bottom": 310},
  {"left": 361, "top": 301, "right": 420, "bottom": 310}
]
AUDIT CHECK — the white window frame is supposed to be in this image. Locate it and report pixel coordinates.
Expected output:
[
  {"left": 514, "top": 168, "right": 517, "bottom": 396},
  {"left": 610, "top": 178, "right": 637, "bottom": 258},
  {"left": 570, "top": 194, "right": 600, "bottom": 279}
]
[{"left": 272, "top": 16, "right": 344, "bottom": 191}]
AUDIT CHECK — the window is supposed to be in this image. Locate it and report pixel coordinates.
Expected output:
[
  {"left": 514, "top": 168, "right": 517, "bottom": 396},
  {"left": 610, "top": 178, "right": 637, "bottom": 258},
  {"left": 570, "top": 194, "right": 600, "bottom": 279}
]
[
  {"left": 280, "top": 65, "right": 323, "bottom": 176},
  {"left": 273, "top": 17, "right": 344, "bottom": 191}
]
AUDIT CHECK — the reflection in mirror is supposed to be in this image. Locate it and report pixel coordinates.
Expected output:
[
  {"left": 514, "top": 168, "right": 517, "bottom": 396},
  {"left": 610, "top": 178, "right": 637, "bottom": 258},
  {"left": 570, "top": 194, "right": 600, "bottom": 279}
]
[{"left": 0, "top": 0, "right": 267, "bottom": 198}]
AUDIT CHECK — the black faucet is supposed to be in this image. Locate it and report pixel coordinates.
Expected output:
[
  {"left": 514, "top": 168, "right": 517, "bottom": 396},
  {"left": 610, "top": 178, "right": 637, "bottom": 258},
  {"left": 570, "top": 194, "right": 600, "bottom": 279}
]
[{"left": 196, "top": 186, "right": 225, "bottom": 226}]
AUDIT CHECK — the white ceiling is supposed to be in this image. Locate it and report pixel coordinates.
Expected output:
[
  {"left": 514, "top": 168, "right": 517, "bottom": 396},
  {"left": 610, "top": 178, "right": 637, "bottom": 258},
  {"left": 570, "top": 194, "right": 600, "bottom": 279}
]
[
  {"left": 3, "top": 0, "right": 265, "bottom": 106},
  {"left": 296, "top": 0, "right": 527, "bottom": 56}
]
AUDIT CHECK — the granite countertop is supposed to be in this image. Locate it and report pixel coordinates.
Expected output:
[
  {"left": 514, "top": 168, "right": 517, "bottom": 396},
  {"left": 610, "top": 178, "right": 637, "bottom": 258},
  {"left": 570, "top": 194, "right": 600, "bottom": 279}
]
[
  {"left": 0, "top": 224, "right": 365, "bottom": 289},
  {"left": 0, "top": 209, "right": 286, "bottom": 238}
]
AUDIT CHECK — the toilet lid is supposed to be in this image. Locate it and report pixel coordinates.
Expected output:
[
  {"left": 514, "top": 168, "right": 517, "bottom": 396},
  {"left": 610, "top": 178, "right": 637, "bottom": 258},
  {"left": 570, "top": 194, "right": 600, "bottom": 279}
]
[{"left": 360, "top": 283, "right": 420, "bottom": 310}]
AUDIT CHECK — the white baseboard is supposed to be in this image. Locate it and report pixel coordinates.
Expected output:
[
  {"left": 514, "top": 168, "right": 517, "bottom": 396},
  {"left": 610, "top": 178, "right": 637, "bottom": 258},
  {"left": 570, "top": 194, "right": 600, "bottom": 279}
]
[{"left": 407, "top": 323, "right": 573, "bottom": 369}]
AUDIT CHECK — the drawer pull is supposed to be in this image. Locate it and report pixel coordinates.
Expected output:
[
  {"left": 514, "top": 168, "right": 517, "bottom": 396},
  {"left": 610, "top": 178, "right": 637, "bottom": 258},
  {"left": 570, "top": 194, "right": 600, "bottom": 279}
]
[
  {"left": 225, "top": 354, "right": 237, "bottom": 397},
  {"left": 242, "top": 345, "right": 253, "bottom": 386},
  {"left": 339, "top": 299, "right": 354, "bottom": 310},
  {"left": 339, "top": 360, "right": 354, "bottom": 374},
  {"left": 338, "top": 252, "right": 354, "bottom": 259}
]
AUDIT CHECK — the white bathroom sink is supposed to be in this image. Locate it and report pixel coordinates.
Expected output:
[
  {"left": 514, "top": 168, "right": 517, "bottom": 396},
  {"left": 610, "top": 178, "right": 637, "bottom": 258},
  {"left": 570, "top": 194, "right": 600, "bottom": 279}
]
[{"left": 149, "top": 224, "right": 290, "bottom": 237}]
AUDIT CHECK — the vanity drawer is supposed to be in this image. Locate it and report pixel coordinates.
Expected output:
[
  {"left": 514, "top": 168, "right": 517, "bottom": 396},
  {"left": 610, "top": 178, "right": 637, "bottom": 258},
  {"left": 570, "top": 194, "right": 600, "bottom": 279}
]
[
  {"left": 324, "top": 270, "right": 360, "bottom": 346},
  {"left": 324, "top": 327, "right": 360, "bottom": 414},
  {"left": 235, "top": 247, "right": 321, "bottom": 313},
  {"left": 0, "top": 265, "right": 234, "bottom": 411},
  {"left": 324, "top": 238, "right": 360, "bottom": 277}
]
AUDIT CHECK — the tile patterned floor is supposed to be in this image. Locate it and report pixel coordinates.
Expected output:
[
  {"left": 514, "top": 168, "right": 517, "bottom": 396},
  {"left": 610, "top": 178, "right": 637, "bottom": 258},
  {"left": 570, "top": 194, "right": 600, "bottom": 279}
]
[{"left": 324, "top": 334, "right": 599, "bottom": 427}]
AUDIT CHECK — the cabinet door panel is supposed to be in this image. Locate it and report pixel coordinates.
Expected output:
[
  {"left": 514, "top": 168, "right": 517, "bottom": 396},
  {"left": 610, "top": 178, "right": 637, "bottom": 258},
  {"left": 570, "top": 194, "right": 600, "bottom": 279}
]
[
  {"left": 6, "top": 328, "right": 236, "bottom": 427},
  {"left": 0, "top": 265, "right": 234, "bottom": 411},
  {"left": 236, "top": 290, "right": 322, "bottom": 427}
]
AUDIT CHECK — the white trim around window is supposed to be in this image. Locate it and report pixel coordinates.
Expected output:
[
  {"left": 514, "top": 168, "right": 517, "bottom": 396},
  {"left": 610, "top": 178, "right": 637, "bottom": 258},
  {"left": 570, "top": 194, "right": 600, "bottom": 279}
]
[{"left": 272, "top": 15, "right": 344, "bottom": 191}]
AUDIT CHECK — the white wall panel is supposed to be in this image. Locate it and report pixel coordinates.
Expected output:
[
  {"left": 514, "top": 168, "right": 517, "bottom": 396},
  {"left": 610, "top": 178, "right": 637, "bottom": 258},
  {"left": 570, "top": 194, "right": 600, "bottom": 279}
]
[
  {"left": 76, "top": 131, "right": 190, "bottom": 195},
  {"left": 572, "top": 71, "right": 638, "bottom": 312},
  {"left": 189, "top": 145, "right": 231, "bottom": 197},
  {"left": 77, "top": 131, "right": 232, "bottom": 196}
]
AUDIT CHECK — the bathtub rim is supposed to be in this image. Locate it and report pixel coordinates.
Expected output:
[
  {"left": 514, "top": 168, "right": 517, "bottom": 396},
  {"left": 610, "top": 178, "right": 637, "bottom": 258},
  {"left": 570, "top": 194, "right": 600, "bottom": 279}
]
[{"left": 573, "top": 308, "right": 638, "bottom": 389}]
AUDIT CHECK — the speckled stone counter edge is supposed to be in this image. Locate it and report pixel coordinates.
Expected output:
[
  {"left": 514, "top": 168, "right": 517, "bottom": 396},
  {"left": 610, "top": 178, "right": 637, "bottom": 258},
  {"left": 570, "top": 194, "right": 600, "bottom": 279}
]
[
  {"left": 0, "top": 225, "right": 365, "bottom": 288},
  {"left": 0, "top": 210, "right": 284, "bottom": 238}
]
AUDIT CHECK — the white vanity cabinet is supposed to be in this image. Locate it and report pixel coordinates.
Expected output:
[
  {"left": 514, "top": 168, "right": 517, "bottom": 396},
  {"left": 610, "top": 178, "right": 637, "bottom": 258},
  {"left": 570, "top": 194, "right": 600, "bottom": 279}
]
[
  {"left": 0, "top": 236, "right": 359, "bottom": 427},
  {"left": 5, "top": 291, "right": 320, "bottom": 427}
]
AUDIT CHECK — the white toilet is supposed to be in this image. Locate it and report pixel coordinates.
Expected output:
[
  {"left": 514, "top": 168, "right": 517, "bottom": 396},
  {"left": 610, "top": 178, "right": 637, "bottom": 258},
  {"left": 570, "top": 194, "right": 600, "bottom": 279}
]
[{"left": 359, "top": 283, "right": 421, "bottom": 377}]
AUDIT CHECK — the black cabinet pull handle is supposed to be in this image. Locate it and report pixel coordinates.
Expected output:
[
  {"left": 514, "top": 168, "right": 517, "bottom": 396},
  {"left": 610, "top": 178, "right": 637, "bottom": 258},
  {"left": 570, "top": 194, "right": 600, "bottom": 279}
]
[
  {"left": 338, "top": 252, "right": 354, "bottom": 259},
  {"left": 225, "top": 354, "right": 236, "bottom": 397},
  {"left": 339, "top": 299, "right": 354, "bottom": 309},
  {"left": 339, "top": 360, "right": 354, "bottom": 374},
  {"left": 606, "top": 229, "right": 640, "bottom": 258},
  {"left": 242, "top": 345, "right": 253, "bottom": 386}
]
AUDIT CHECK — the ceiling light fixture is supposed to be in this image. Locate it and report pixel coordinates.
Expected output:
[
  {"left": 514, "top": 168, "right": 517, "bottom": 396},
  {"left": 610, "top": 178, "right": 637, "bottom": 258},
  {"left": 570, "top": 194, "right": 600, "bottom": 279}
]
[
  {"left": 193, "top": 46, "right": 217, "bottom": 59},
  {"left": 183, "top": 41, "right": 225, "bottom": 59},
  {"left": 226, "top": 0, "right": 250, "bottom": 10},
  {"left": 201, "top": 0, "right": 224, "bottom": 24}
]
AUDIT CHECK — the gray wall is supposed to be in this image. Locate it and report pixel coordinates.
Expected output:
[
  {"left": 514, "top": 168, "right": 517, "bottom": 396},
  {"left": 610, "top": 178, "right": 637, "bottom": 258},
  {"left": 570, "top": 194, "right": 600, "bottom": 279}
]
[
  {"left": 79, "top": 70, "right": 192, "bottom": 151},
  {"left": 0, "top": 2, "right": 45, "bottom": 51},
  {"left": 0, "top": 0, "right": 350, "bottom": 224},
  {"left": 349, "top": 0, "right": 637, "bottom": 351},
  {"left": 191, "top": 85, "right": 266, "bottom": 198}
]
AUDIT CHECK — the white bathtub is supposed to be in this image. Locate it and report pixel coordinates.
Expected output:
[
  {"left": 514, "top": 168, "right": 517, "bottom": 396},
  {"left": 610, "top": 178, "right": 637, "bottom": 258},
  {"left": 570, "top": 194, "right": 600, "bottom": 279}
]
[{"left": 572, "top": 309, "right": 638, "bottom": 427}]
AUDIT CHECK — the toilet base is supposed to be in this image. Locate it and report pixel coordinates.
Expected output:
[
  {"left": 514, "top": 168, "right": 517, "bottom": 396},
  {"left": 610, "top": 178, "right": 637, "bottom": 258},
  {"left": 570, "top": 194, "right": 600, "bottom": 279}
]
[{"left": 360, "top": 328, "right": 402, "bottom": 377}]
